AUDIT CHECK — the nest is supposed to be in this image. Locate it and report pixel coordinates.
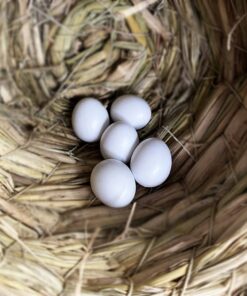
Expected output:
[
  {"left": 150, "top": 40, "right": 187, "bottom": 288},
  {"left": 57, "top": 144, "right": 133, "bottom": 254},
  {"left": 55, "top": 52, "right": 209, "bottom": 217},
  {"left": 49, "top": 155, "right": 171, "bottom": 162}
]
[{"left": 0, "top": 0, "right": 247, "bottom": 295}]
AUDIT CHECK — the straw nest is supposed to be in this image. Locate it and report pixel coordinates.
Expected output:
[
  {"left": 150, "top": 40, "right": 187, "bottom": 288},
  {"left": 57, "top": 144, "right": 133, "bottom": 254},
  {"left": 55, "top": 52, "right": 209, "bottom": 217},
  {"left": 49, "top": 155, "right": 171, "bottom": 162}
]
[{"left": 0, "top": 0, "right": 247, "bottom": 295}]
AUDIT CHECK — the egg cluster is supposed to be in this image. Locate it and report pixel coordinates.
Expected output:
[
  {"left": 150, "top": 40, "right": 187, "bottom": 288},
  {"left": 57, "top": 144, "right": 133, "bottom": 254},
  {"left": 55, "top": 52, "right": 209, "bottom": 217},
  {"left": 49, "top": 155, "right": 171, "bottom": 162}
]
[{"left": 72, "top": 95, "right": 172, "bottom": 208}]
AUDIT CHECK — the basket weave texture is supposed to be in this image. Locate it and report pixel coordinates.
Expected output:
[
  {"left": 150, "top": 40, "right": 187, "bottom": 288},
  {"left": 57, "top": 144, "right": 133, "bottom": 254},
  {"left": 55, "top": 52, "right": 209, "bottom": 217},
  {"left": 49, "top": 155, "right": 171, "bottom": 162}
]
[{"left": 0, "top": 1, "right": 247, "bottom": 295}]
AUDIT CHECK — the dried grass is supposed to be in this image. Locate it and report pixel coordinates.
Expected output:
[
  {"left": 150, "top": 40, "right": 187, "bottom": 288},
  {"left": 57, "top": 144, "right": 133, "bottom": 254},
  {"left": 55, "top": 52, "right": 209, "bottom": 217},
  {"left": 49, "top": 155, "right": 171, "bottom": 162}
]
[{"left": 0, "top": 0, "right": 247, "bottom": 295}]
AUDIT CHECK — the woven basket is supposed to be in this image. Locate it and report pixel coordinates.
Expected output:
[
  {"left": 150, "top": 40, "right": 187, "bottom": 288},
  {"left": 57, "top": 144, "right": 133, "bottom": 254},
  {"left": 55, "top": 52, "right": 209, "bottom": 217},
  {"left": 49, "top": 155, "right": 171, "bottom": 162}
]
[{"left": 0, "top": 1, "right": 247, "bottom": 295}]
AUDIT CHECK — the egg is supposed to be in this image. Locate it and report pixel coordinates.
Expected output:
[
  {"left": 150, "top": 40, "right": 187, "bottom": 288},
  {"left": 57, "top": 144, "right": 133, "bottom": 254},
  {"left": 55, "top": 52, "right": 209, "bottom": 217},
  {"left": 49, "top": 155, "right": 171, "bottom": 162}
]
[
  {"left": 72, "top": 98, "right": 109, "bottom": 142},
  {"left": 90, "top": 159, "right": 136, "bottom": 208},
  {"left": 130, "top": 138, "right": 172, "bottom": 187},
  {"left": 110, "top": 95, "right": 151, "bottom": 129},
  {"left": 100, "top": 122, "right": 139, "bottom": 163}
]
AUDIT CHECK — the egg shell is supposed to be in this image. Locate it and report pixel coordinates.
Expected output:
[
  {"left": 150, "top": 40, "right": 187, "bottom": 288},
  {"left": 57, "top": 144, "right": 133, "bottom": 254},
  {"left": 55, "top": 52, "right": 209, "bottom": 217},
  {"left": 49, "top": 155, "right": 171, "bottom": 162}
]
[
  {"left": 130, "top": 138, "right": 172, "bottom": 187},
  {"left": 72, "top": 98, "right": 109, "bottom": 142},
  {"left": 110, "top": 95, "right": 151, "bottom": 129},
  {"left": 90, "top": 159, "right": 136, "bottom": 208},
  {"left": 100, "top": 122, "right": 139, "bottom": 163}
]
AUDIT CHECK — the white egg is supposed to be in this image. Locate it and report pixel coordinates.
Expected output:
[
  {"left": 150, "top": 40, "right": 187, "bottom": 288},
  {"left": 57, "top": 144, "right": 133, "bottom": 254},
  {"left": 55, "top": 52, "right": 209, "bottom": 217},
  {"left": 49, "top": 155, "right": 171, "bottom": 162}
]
[
  {"left": 100, "top": 122, "right": 139, "bottom": 163},
  {"left": 110, "top": 95, "right": 151, "bottom": 129},
  {"left": 130, "top": 138, "right": 172, "bottom": 187},
  {"left": 90, "top": 159, "right": 136, "bottom": 208},
  {"left": 72, "top": 98, "right": 109, "bottom": 142}
]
